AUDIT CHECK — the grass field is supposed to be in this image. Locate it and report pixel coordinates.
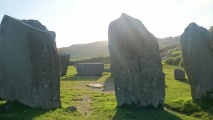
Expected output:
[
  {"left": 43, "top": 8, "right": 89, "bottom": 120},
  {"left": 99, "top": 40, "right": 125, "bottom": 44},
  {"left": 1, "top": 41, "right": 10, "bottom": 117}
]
[{"left": 0, "top": 64, "right": 213, "bottom": 120}]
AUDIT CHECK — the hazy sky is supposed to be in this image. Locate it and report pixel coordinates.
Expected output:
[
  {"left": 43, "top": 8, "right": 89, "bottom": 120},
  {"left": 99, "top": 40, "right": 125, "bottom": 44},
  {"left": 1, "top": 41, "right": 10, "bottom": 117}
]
[{"left": 0, "top": 0, "right": 213, "bottom": 48}]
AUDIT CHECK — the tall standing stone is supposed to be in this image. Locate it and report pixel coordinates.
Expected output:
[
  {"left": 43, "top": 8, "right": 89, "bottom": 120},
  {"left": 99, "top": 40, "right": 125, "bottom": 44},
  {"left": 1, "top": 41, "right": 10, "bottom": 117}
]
[
  {"left": 0, "top": 15, "right": 61, "bottom": 109},
  {"left": 180, "top": 23, "right": 213, "bottom": 100},
  {"left": 108, "top": 13, "right": 165, "bottom": 108},
  {"left": 59, "top": 54, "right": 70, "bottom": 76}
]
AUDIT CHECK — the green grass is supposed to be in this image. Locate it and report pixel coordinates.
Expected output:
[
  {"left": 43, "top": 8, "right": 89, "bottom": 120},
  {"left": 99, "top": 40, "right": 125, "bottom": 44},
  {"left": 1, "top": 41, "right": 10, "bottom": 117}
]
[
  {"left": 1, "top": 64, "right": 213, "bottom": 120},
  {"left": 163, "top": 64, "right": 213, "bottom": 120}
]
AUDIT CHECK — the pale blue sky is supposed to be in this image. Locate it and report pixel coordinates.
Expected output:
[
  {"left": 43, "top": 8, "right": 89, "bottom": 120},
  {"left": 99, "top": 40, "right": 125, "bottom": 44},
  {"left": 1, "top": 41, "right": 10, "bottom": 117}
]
[{"left": 0, "top": 0, "right": 213, "bottom": 48}]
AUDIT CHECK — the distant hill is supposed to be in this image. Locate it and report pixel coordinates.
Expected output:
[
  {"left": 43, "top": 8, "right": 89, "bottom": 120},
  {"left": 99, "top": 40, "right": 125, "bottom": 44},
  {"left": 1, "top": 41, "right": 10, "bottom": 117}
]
[
  {"left": 58, "top": 41, "right": 109, "bottom": 60},
  {"left": 158, "top": 36, "right": 180, "bottom": 48},
  {"left": 58, "top": 36, "right": 180, "bottom": 60}
]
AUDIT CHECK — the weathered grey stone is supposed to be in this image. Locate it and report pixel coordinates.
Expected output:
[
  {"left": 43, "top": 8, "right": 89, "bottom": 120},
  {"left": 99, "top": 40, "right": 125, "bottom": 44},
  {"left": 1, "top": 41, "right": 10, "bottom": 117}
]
[
  {"left": 59, "top": 54, "right": 70, "bottom": 76},
  {"left": 22, "top": 20, "right": 47, "bottom": 30},
  {"left": 108, "top": 13, "right": 165, "bottom": 108},
  {"left": 0, "top": 15, "right": 61, "bottom": 109},
  {"left": 209, "top": 26, "right": 213, "bottom": 46},
  {"left": 174, "top": 68, "right": 185, "bottom": 80},
  {"left": 180, "top": 22, "right": 213, "bottom": 100},
  {"left": 210, "top": 93, "right": 213, "bottom": 99},
  {"left": 76, "top": 63, "right": 104, "bottom": 76},
  {"left": 22, "top": 19, "right": 57, "bottom": 47}
]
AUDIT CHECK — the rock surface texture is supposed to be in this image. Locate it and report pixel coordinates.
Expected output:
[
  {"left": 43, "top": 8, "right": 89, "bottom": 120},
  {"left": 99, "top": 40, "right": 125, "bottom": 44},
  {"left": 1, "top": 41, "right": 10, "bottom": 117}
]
[
  {"left": 174, "top": 68, "right": 185, "bottom": 80},
  {"left": 59, "top": 54, "right": 70, "bottom": 76},
  {"left": 180, "top": 22, "right": 213, "bottom": 100},
  {"left": 0, "top": 15, "right": 61, "bottom": 109},
  {"left": 76, "top": 63, "right": 104, "bottom": 76},
  {"left": 108, "top": 13, "right": 165, "bottom": 108}
]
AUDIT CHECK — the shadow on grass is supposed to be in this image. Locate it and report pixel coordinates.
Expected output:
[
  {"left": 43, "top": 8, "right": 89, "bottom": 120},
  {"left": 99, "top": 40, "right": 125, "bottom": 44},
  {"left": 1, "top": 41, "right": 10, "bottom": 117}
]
[
  {"left": 175, "top": 79, "right": 189, "bottom": 84},
  {"left": 0, "top": 101, "right": 49, "bottom": 120},
  {"left": 194, "top": 97, "right": 213, "bottom": 117},
  {"left": 103, "top": 75, "right": 114, "bottom": 92},
  {"left": 164, "top": 97, "right": 213, "bottom": 119},
  {"left": 113, "top": 106, "right": 181, "bottom": 120},
  {"left": 61, "top": 74, "right": 102, "bottom": 81}
]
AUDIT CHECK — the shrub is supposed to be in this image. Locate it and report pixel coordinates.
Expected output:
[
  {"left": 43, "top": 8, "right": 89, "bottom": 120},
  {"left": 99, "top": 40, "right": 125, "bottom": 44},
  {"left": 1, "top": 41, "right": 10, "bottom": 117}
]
[
  {"left": 165, "top": 55, "right": 182, "bottom": 66},
  {"left": 171, "top": 53, "right": 180, "bottom": 57},
  {"left": 160, "top": 44, "right": 179, "bottom": 53}
]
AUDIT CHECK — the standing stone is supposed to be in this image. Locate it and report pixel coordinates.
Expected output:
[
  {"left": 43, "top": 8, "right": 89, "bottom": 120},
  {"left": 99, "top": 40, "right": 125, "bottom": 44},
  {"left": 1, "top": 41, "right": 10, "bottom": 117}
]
[
  {"left": 210, "top": 27, "right": 213, "bottom": 48},
  {"left": 174, "top": 68, "right": 185, "bottom": 80},
  {"left": 0, "top": 15, "right": 61, "bottom": 109},
  {"left": 108, "top": 13, "right": 165, "bottom": 108},
  {"left": 180, "top": 22, "right": 213, "bottom": 100},
  {"left": 59, "top": 54, "right": 70, "bottom": 76},
  {"left": 22, "top": 20, "right": 47, "bottom": 30},
  {"left": 76, "top": 63, "right": 104, "bottom": 76}
]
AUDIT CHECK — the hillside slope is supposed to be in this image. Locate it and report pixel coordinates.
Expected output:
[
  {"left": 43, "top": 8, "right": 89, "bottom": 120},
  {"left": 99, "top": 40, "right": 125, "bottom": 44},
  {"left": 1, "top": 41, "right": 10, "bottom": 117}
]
[
  {"left": 58, "top": 36, "right": 180, "bottom": 60},
  {"left": 58, "top": 41, "right": 109, "bottom": 60},
  {"left": 158, "top": 36, "right": 180, "bottom": 48}
]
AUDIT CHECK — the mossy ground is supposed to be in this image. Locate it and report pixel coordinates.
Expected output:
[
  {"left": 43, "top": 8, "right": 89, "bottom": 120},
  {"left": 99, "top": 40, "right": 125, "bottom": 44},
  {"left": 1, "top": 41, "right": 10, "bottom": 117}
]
[{"left": 0, "top": 64, "right": 213, "bottom": 120}]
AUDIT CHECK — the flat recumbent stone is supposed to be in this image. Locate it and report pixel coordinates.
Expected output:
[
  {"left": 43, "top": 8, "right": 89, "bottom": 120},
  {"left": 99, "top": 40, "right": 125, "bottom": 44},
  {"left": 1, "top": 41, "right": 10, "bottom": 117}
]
[{"left": 76, "top": 63, "right": 104, "bottom": 76}]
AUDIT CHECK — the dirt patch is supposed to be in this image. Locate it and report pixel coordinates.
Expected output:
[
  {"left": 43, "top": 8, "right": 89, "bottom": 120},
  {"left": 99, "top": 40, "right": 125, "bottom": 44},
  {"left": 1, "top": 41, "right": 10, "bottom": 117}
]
[
  {"left": 75, "top": 96, "right": 91, "bottom": 115},
  {"left": 85, "top": 82, "right": 115, "bottom": 92},
  {"left": 77, "top": 81, "right": 114, "bottom": 93},
  {"left": 86, "top": 83, "right": 104, "bottom": 88}
]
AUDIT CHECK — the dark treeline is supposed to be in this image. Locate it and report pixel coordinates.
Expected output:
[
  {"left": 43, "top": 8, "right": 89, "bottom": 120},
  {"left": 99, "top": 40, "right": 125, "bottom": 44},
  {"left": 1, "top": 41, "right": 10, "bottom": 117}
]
[{"left": 69, "top": 56, "right": 111, "bottom": 65}]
